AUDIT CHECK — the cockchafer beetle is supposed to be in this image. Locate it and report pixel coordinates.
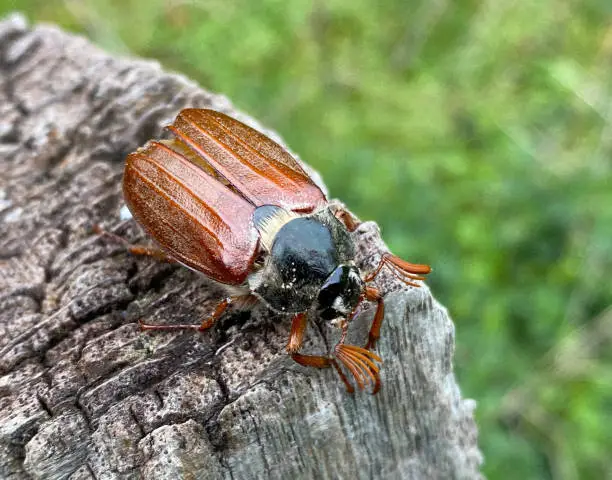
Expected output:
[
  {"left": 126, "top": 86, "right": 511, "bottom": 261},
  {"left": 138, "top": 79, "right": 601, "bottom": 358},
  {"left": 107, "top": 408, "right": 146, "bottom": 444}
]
[{"left": 119, "top": 108, "right": 430, "bottom": 394}]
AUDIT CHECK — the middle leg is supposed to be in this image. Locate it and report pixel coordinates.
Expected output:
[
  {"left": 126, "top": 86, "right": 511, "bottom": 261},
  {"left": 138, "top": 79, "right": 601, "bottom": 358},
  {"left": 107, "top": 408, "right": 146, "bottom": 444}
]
[
  {"left": 291, "top": 351, "right": 355, "bottom": 393},
  {"left": 286, "top": 312, "right": 356, "bottom": 392},
  {"left": 139, "top": 295, "right": 251, "bottom": 332},
  {"left": 287, "top": 312, "right": 382, "bottom": 393},
  {"left": 286, "top": 312, "right": 308, "bottom": 353}
]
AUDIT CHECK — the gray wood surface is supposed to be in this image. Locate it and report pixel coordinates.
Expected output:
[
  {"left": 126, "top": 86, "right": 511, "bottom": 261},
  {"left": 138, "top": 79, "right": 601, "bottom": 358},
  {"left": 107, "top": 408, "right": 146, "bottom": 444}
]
[{"left": 0, "top": 13, "right": 482, "bottom": 480}]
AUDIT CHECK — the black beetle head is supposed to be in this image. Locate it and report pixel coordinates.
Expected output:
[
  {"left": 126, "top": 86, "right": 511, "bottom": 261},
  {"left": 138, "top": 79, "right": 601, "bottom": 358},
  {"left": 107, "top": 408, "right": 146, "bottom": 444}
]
[{"left": 317, "top": 264, "right": 364, "bottom": 320}]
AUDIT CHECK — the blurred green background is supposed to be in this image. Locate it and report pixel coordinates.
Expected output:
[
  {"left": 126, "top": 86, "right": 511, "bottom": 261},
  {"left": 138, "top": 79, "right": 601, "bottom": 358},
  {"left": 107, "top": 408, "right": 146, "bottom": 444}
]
[{"left": 2, "top": 1, "right": 611, "bottom": 478}]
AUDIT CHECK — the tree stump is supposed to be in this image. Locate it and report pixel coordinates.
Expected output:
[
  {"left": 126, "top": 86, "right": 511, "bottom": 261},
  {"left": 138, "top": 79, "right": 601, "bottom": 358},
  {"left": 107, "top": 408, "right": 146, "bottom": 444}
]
[{"left": 0, "top": 13, "right": 482, "bottom": 480}]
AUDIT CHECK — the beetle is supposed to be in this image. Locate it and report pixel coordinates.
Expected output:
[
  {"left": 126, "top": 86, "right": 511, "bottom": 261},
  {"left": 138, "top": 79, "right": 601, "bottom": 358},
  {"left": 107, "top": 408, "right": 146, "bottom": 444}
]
[{"left": 120, "top": 108, "right": 430, "bottom": 393}]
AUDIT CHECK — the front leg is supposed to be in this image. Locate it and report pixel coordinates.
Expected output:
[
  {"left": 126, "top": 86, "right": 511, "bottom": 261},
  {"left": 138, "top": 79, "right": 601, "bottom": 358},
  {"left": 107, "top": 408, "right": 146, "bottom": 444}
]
[
  {"left": 363, "top": 286, "right": 385, "bottom": 350},
  {"left": 364, "top": 253, "right": 430, "bottom": 286},
  {"left": 334, "top": 207, "right": 431, "bottom": 285},
  {"left": 361, "top": 255, "right": 430, "bottom": 349}
]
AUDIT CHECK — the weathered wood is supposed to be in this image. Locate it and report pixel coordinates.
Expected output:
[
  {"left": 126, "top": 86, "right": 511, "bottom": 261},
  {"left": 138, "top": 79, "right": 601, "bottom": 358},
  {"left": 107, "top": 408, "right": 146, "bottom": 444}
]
[{"left": 0, "top": 13, "right": 482, "bottom": 480}]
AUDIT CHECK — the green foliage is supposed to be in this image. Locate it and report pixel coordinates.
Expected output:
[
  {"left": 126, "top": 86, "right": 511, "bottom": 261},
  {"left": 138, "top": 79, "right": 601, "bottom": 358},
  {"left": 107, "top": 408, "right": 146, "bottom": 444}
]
[{"left": 2, "top": 1, "right": 610, "bottom": 477}]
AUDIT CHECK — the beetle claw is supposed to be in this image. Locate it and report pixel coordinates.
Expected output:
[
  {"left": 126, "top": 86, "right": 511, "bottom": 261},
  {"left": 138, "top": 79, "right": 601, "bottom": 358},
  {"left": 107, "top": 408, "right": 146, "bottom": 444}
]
[{"left": 334, "top": 343, "right": 382, "bottom": 394}]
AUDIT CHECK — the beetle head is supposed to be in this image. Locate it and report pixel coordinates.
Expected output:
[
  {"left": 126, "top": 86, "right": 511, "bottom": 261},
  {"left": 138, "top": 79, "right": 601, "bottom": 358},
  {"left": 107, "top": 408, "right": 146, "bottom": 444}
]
[{"left": 317, "top": 264, "right": 364, "bottom": 321}]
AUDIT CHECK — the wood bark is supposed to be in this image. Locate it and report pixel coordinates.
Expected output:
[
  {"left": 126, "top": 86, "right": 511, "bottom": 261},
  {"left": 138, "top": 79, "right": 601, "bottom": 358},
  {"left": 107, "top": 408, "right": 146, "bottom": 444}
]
[{"left": 0, "top": 13, "right": 482, "bottom": 480}]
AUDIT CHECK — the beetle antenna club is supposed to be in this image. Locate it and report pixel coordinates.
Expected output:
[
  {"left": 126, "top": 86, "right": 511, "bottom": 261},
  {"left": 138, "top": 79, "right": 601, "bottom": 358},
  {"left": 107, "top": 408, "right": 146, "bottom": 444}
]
[{"left": 118, "top": 108, "right": 430, "bottom": 393}]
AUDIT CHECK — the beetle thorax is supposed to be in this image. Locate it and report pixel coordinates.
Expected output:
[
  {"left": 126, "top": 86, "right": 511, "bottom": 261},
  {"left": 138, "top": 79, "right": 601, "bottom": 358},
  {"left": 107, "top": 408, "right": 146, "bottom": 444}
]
[{"left": 248, "top": 207, "right": 356, "bottom": 314}]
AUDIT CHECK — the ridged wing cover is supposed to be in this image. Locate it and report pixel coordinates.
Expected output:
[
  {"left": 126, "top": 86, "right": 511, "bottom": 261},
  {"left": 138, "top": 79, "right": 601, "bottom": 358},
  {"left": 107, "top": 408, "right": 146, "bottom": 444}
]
[
  {"left": 168, "top": 109, "right": 327, "bottom": 212},
  {"left": 123, "top": 140, "right": 259, "bottom": 285}
]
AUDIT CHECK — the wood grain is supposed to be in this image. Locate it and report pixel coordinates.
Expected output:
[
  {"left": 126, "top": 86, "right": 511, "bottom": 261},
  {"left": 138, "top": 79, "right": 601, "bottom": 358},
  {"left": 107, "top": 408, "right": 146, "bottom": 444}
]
[{"left": 0, "top": 13, "right": 482, "bottom": 480}]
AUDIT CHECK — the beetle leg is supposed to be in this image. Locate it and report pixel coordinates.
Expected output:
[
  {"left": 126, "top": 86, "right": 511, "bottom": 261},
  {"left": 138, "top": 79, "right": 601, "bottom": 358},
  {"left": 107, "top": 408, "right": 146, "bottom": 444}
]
[
  {"left": 288, "top": 316, "right": 356, "bottom": 392},
  {"left": 364, "top": 253, "right": 430, "bottom": 286},
  {"left": 288, "top": 317, "right": 382, "bottom": 393},
  {"left": 126, "top": 245, "right": 177, "bottom": 263},
  {"left": 290, "top": 352, "right": 355, "bottom": 393},
  {"left": 332, "top": 318, "right": 382, "bottom": 393},
  {"left": 93, "top": 225, "right": 177, "bottom": 263},
  {"left": 139, "top": 296, "right": 242, "bottom": 332},
  {"left": 363, "top": 286, "right": 384, "bottom": 350},
  {"left": 334, "top": 208, "right": 360, "bottom": 232},
  {"left": 286, "top": 312, "right": 308, "bottom": 353},
  {"left": 334, "top": 344, "right": 382, "bottom": 394}
]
